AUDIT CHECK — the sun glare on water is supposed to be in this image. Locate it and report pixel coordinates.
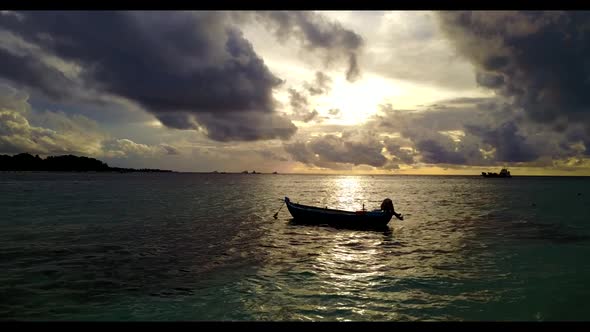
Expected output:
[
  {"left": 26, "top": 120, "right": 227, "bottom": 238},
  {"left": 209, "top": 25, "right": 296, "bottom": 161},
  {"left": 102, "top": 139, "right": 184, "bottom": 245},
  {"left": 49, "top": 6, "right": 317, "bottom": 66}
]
[{"left": 333, "top": 176, "right": 363, "bottom": 210}]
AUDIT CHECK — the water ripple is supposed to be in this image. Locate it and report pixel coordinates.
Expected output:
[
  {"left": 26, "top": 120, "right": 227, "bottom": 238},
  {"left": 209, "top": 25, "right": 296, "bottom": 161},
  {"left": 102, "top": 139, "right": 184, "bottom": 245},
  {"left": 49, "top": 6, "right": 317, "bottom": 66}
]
[{"left": 1, "top": 173, "right": 590, "bottom": 320}]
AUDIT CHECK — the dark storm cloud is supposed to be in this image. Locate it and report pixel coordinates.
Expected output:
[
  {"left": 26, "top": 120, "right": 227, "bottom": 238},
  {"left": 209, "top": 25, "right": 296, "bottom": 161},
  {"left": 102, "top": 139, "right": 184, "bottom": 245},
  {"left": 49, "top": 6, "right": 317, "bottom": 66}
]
[
  {"left": 0, "top": 48, "right": 77, "bottom": 101},
  {"left": 282, "top": 100, "right": 500, "bottom": 170},
  {"left": 256, "top": 149, "right": 289, "bottom": 162},
  {"left": 372, "top": 99, "right": 508, "bottom": 134},
  {"left": 250, "top": 11, "right": 364, "bottom": 82},
  {"left": 564, "top": 126, "right": 590, "bottom": 156},
  {"left": 383, "top": 139, "right": 416, "bottom": 165},
  {"left": 438, "top": 11, "right": 590, "bottom": 125},
  {"left": 284, "top": 134, "right": 387, "bottom": 168},
  {"left": 155, "top": 113, "right": 198, "bottom": 130},
  {"left": 284, "top": 141, "right": 316, "bottom": 164},
  {"left": 304, "top": 71, "right": 332, "bottom": 96},
  {"left": 369, "top": 99, "right": 541, "bottom": 166},
  {"left": 288, "top": 88, "right": 309, "bottom": 110},
  {"left": 399, "top": 124, "right": 486, "bottom": 166},
  {"left": 0, "top": 11, "right": 24, "bottom": 20},
  {"left": 464, "top": 121, "right": 539, "bottom": 162},
  {"left": 302, "top": 110, "right": 319, "bottom": 123},
  {"left": 288, "top": 93, "right": 590, "bottom": 170},
  {"left": 0, "top": 11, "right": 296, "bottom": 142},
  {"left": 192, "top": 112, "right": 297, "bottom": 142},
  {"left": 309, "top": 135, "right": 386, "bottom": 167},
  {"left": 475, "top": 72, "right": 505, "bottom": 88},
  {"left": 415, "top": 139, "right": 467, "bottom": 164},
  {"left": 287, "top": 88, "right": 320, "bottom": 123}
]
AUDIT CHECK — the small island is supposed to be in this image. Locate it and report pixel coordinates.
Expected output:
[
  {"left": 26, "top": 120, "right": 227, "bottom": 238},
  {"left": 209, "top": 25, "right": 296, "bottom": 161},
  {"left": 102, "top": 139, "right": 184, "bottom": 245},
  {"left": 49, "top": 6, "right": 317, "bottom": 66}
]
[
  {"left": 0, "top": 153, "right": 174, "bottom": 173},
  {"left": 238, "top": 170, "right": 262, "bottom": 174}
]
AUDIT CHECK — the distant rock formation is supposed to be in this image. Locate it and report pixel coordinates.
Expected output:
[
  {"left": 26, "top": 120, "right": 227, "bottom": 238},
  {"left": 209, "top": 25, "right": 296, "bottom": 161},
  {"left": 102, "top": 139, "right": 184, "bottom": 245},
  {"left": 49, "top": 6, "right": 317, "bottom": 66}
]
[{"left": 0, "top": 153, "right": 173, "bottom": 173}]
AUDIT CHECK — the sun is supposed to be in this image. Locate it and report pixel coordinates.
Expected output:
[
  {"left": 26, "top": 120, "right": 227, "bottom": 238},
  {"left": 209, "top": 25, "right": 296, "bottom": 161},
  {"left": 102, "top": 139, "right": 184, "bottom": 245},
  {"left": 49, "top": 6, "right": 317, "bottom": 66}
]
[{"left": 316, "top": 73, "right": 404, "bottom": 125}]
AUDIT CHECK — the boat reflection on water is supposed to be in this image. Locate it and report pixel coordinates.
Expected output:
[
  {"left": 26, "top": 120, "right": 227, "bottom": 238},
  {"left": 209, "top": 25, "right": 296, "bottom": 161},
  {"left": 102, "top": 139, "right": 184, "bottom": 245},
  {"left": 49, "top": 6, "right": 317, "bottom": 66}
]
[
  {"left": 231, "top": 176, "right": 504, "bottom": 320},
  {"left": 236, "top": 210, "right": 498, "bottom": 321},
  {"left": 287, "top": 217, "right": 392, "bottom": 233}
]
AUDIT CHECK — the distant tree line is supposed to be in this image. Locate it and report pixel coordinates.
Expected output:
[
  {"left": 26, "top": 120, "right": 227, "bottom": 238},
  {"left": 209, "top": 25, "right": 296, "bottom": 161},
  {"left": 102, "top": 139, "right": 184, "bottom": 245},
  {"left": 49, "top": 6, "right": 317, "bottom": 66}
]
[{"left": 0, "top": 153, "right": 173, "bottom": 173}]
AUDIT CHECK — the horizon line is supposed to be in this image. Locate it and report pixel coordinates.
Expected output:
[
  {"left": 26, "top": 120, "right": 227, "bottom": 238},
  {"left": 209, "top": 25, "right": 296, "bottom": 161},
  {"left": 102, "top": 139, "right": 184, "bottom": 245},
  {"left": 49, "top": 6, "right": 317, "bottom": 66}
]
[{"left": 176, "top": 172, "right": 590, "bottom": 177}]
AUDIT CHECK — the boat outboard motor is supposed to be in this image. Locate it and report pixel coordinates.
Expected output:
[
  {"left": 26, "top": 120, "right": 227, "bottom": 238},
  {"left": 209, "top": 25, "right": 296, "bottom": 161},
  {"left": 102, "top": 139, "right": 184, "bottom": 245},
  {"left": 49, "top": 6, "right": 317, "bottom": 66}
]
[{"left": 381, "top": 198, "right": 394, "bottom": 213}]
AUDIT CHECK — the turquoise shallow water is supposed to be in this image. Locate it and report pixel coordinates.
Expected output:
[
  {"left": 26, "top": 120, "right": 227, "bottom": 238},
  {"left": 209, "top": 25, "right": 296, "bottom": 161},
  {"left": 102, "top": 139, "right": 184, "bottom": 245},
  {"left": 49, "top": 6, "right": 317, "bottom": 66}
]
[{"left": 1, "top": 173, "right": 590, "bottom": 321}]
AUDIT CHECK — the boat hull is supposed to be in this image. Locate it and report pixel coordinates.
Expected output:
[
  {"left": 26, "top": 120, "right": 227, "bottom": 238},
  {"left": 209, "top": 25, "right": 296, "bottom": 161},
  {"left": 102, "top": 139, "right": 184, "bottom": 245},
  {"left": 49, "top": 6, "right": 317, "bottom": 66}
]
[{"left": 285, "top": 197, "right": 393, "bottom": 229}]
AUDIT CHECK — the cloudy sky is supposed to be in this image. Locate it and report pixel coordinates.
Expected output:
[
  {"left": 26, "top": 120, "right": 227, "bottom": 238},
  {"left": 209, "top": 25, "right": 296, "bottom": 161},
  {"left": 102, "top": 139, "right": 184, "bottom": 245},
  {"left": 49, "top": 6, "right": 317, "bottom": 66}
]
[{"left": 1, "top": 11, "right": 590, "bottom": 175}]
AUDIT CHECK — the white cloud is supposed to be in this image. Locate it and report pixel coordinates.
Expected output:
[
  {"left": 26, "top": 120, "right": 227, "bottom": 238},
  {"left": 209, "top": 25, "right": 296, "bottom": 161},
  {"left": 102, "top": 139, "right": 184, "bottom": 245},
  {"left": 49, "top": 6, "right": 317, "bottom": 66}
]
[{"left": 0, "top": 83, "right": 179, "bottom": 159}]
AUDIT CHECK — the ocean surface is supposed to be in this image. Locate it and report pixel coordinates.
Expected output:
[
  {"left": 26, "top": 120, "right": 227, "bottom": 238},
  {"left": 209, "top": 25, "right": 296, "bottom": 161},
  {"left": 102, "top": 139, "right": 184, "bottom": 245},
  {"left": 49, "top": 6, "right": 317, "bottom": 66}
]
[{"left": 1, "top": 173, "right": 590, "bottom": 321}]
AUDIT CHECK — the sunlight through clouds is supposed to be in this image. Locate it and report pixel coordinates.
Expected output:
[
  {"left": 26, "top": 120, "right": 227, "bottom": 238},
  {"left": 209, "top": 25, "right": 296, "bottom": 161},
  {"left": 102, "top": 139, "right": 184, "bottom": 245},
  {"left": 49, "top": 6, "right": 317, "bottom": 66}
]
[{"left": 1, "top": 11, "right": 589, "bottom": 174}]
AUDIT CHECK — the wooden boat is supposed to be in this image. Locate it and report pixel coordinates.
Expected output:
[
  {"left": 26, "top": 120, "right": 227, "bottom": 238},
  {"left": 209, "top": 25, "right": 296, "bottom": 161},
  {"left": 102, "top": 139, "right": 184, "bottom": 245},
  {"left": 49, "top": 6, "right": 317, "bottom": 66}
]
[{"left": 284, "top": 197, "right": 401, "bottom": 228}]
